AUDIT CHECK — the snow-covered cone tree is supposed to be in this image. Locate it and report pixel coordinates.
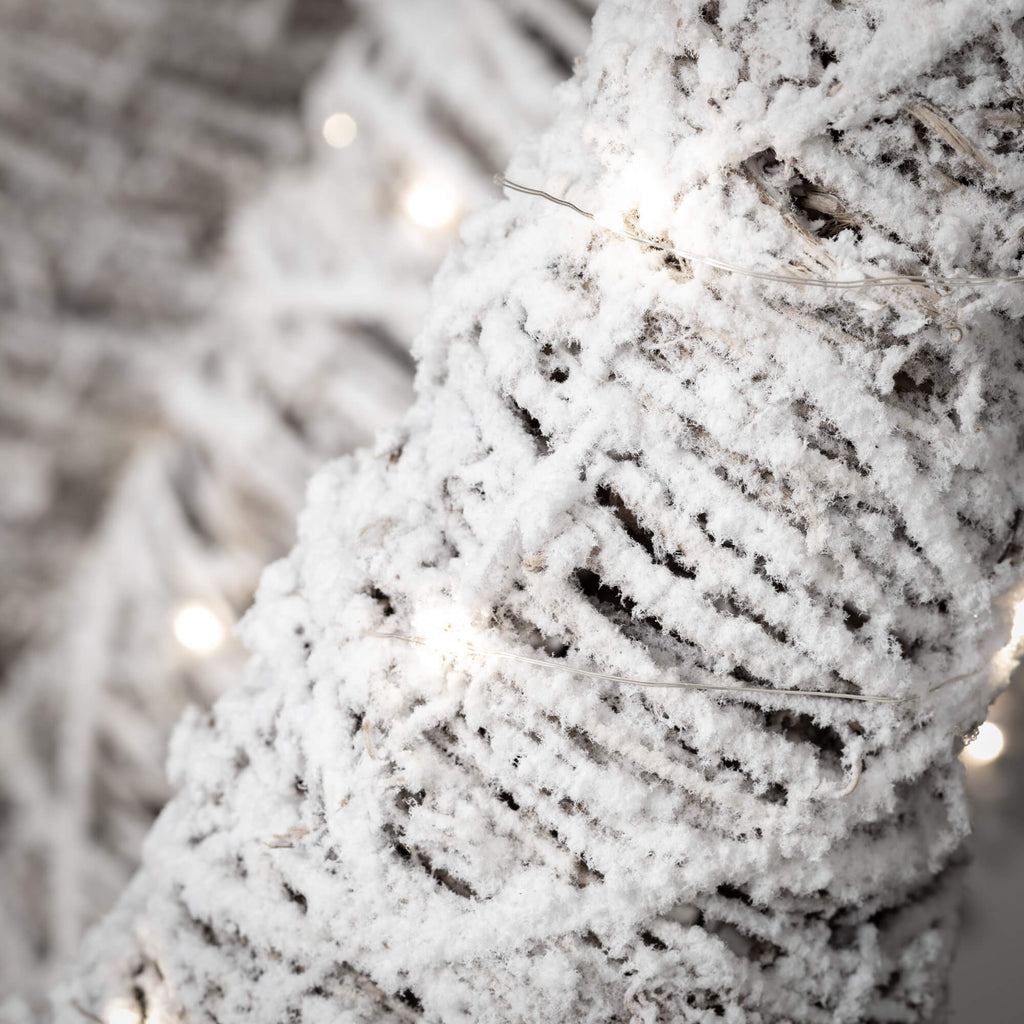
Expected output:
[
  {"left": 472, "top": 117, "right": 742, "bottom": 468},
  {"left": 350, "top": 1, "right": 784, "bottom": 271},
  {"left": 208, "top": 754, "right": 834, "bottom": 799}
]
[{"left": 51, "top": 0, "right": 1024, "bottom": 1021}]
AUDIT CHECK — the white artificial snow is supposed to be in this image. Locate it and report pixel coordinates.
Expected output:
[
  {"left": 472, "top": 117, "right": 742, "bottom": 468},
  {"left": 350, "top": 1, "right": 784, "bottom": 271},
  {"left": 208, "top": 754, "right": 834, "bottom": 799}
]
[{"left": 49, "top": 0, "right": 1024, "bottom": 1022}]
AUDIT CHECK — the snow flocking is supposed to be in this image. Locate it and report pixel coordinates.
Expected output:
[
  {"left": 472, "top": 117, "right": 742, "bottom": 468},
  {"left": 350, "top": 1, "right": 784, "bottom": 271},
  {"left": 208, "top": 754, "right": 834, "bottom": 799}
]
[{"left": 53, "top": 1, "right": 1024, "bottom": 1021}]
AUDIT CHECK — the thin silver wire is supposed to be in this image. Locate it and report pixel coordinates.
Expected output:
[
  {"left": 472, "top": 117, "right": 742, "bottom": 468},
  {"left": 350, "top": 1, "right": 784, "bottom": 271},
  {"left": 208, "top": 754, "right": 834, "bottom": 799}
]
[
  {"left": 495, "top": 175, "right": 1024, "bottom": 293},
  {"left": 367, "top": 630, "right": 907, "bottom": 704}
]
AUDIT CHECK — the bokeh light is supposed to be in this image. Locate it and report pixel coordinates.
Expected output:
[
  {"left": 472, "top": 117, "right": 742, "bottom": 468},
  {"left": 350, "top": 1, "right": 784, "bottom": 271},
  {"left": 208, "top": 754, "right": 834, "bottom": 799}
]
[
  {"left": 322, "top": 112, "right": 358, "bottom": 149},
  {"left": 403, "top": 179, "right": 458, "bottom": 229},
  {"left": 962, "top": 721, "right": 1005, "bottom": 766},
  {"left": 173, "top": 603, "right": 226, "bottom": 654}
]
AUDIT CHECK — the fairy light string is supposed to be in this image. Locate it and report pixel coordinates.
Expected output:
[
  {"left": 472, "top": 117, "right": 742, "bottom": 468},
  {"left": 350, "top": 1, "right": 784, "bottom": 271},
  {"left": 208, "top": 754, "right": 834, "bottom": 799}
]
[
  {"left": 494, "top": 175, "right": 1024, "bottom": 294},
  {"left": 367, "top": 629, "right": 1000, "bottom": 802},
  {"left": 367, "top": 629, "right": 993, "bottom": 706}
]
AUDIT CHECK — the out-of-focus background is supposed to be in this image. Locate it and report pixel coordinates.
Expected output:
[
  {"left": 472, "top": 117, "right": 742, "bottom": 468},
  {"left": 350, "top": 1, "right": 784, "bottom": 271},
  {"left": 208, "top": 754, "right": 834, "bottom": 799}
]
[{"left": 0, "top": 2, "right": 1018, "bottom": 1020}]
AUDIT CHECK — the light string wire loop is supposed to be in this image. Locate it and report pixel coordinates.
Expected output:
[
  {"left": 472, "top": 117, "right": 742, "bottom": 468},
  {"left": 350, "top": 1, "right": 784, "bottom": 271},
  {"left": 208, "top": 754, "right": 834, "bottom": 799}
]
[
  {"left": 367, "top": 630, "right": 909, "bottom": 705},
  {"left": 495, "top": 175, "right": 1024, "bottom": 294}
]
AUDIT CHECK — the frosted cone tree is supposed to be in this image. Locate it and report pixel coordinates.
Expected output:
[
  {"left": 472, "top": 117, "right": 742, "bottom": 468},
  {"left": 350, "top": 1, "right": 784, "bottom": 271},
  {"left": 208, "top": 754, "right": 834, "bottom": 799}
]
[{"left": 51, "top": 0, "right": 1024, "bottom": 1021}]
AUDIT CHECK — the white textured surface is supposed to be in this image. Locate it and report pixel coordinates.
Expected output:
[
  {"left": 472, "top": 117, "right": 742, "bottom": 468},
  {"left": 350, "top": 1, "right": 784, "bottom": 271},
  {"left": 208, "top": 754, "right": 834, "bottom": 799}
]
[{"left": 51, "top": 1, "right": 1024, "bottom": 1021}]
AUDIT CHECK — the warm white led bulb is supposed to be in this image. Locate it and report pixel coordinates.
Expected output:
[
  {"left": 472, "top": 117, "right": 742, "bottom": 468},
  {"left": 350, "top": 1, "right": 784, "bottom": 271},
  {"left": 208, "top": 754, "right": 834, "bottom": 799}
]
[
  {"left": 104, "top": 997, "right": 141, "bottom": 1024},
  {"left": 415, "top": 607, "right": 475, "bottom": 660},
  {"left": 322, "top": 112, "right": 357, "bottom": 149},
  {"left": 174, "top": 603, "right": 226, "bottom": 654},
  {"left": 592, "top": 209, "right": 622, "bottom": 231},
  {"left": 962, "top": 721, "right": 1005, "bottom": 766},
  {"left": 404, "top": 180, "right": 458, "bottom": 229}
]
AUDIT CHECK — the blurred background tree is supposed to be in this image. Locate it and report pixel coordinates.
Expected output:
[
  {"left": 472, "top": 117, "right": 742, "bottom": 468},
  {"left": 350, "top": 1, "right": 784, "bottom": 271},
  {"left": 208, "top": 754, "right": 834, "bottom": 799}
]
[{"left": 0, "top": 0, "right": 595, "bottom": 1011}]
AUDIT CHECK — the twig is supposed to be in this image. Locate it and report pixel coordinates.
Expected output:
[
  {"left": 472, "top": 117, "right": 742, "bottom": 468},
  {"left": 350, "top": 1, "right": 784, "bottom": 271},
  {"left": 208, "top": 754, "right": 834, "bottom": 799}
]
[{"left": 909, "top": 103, "right": 996, "bottom": 174}]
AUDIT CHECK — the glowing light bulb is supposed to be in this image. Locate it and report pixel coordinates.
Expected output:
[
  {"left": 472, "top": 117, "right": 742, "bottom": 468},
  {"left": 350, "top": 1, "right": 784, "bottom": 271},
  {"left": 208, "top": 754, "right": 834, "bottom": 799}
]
[
  {"left": 962, "top": 721, "right": 1005, "bottom": 766},
  {"left": 104, "top": 998, "right": 141, "bottom": 1024},
  {"left": 415, "top": 607, "right": 475, "bottom": 659},
  {"left": 404, "top": 180, "right": 457, "bottom": 229},
  {"left": 592, "top": 209, "right": 622, "bottom": 231},
  {"left": 322, "top": 112, "right": 357, "bottom": 149},
  {"left": 174, "top": 603, "right": 226, "bottom": 654}
]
